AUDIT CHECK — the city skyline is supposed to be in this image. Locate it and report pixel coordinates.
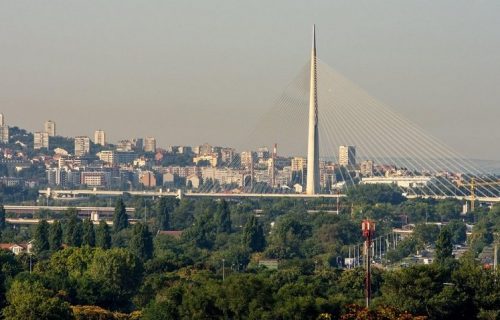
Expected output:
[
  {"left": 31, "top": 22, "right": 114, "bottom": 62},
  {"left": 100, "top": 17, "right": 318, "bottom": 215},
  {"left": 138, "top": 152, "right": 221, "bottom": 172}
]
[{"left": 1, "top": 1, "right": 500, "bottom": 159}]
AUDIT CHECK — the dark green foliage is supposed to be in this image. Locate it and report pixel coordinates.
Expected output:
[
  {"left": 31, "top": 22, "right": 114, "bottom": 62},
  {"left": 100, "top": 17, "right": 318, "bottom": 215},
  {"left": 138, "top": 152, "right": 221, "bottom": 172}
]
[
  {"left": 95, "top": 220, "right": 111, "bottom": 249},
  {"left": 443, "top": 220, "right": 467, "bottom": 245},
  {"left": 129, "top": 223, "right": 153, "bottom": 260},
  {"left": 3, "top": 278, "right": 73, "bottom": 320},
  {"left": 413, "top": 223, "right": 440, "bottom": 245},
  {"left": 242, "top": 215, "right": 265, "bottom": 252},
  {"left": 347, "top": 184, "right": 406, "bottom": 205},
  {"left": 64, "top": 215, "right": 83, "bottom": 247},
  {"left": 435, "top": 228, "right": 453, "bottom": 264},
  {"left": 113, "top": 198, "right": 129, "bottom": 232},
  {"left": 0, "top": 250, "right": 22, "bottom": 309},
  {"left": 381, "top": 264, "right": 471, "bottom": 319},
  {"left": 0, "top": 204, "right": 6, "bottom": 230},
  {"left": 49, "top": 221, "right": 63, "bottom": 251},
  {"left": 214, "top": 199, "right": 231, "bottom": 233},
  {"left": 33, "top": 220, "right": 50, "bottom": 254},
  {"left": 182, "top": 200, "right": 218, "bottom": 249},
  {"left": 385, "top": 237, "right": 419, "bottom": 263},
  {"left": 0, "top": 194, "right": 497, "bottom": 319},
  {"left": 82, "top": 219, "right": 95, "bottom": 247},
  {"left": 155, "top": 197, "right": 174, "bottom": 231},
  {"left": 435, "top": 199, "right": 462, "bottom": 221}
]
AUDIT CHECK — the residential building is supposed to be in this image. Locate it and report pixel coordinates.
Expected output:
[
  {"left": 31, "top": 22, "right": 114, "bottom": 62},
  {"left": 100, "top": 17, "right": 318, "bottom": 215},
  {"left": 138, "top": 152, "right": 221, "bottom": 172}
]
[
  {"left": 45, "top": 120, "right": 56, "bottom": 137},
  {"left": 98, "top": 150, "right": 115, "bottom": 165},
  {"left": 240, "top": 151, "right": 255, "bottom": 169},
  {"left": 34, "top": 132, "right": 49, "bottom": 149},
  {"left": 198, "top": 143, "right": 212, "bottom": 155},
  {"left": 162, "top": 172, "right": 175, "bottom": 185},
  {"left": 220, "top": 148, "right": 235, "bottom": 164},
  {"left": 74, "top": 136, "right": 90, "bottom": 157},
  {"left": 81, "top": 171, "right": 110, "bottom": 187},
  {"left": 339, "top": 145, "right": 356, "bottom": 167},
  {"left": 115, "top": 151, "right": 137, "bottom": 164},
  {"left": 94, "top": 130, "right": 106, "bottom": 146},
  {"left": 291, "top": 157, "right": 307, "bottom": 172},
  {"left": 193, "top": 154, "right": 218, "bottom": 167},
  {"left": 0, "top": 125, "right": 9, "bottom": 144},
  {"left": 139, "top": 171, "right": 156, "bottom": 188},
  {"left": 144, "top": 137, "right": 156, "bottom": 152},
  {"left": 186, "top": 174, "right": 201, "bottom": 189},
  {"left": 360, "top": 160, "right": 374, "bottom": 177},
  {"left": 133, "top": 138, "right": 143, "bottom": 150},
  {"left": 256, "top": 146, "right": 270, "bottom": 160},
  {"left": 117, "top": 140, "right": 134, "bottom": 151},
  {"left": 361, "top": 176, "right": 435, "bottom": 188}
]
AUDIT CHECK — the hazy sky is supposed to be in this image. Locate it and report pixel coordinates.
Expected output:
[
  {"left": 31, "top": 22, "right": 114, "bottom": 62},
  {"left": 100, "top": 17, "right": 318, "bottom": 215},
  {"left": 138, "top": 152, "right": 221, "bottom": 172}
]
[{"left": 1, "top": 1, "right": 499, "bottom": 159}]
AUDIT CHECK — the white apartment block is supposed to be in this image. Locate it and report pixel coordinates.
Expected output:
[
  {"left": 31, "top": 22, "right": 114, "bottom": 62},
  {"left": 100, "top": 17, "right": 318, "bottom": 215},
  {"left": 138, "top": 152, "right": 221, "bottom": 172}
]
[
  {"left": 34, "top": 132, "right": 49, "bottom": 149},
  {"left": 74, "top": 136, "right": 90, "bottom": 157}
]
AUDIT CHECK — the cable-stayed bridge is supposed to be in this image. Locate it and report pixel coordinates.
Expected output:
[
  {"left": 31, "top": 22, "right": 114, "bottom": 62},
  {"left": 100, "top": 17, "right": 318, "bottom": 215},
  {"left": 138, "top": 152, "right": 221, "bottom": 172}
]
[{"left": 42, "top": 26, "right": 500, "bottom": 205}]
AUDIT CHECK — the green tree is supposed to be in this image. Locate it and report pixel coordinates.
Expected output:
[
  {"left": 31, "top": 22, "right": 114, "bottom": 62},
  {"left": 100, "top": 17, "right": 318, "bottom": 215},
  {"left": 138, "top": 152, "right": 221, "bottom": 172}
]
[
  {"left": 113, "top": 198, "right": 129, "bottom": 232},
  {"left": 82, "top": 219, "right": 95, "bottom": 247},
  {"left": 413, "top": 223, "right": 440, "bottom": 245},
  {"left": 129, "top": 223, "right": 153, "bottom": 260},
  {"left": 87, "top": 248, "right": 143, "bottom": 309},
  {"left": 33, "top": 220, "right": 50, "bottom": 254},
  {"left": 215, "top": 199, "right": 231, "bottom": 233},
  {"left": 435, "top": 228, "right": 453, "bottom": 265},
  {"left": 443, "top": 220, "right": 467, "bottom": 245},
  {"left": 49, "top": 221, "right": 63, "bottom": 251},
  {"left": 0, "top": 204, "right": 6, "bottom": 230},
  {"left": 3, "top": 278, "right": 73, "bottom": 320},
  {"left": 242, "top": 215, "right": 266, "bottom": 252},
  {"left": 381, "top": 264, "right": 467, "bottom": 319},
  {"left": 66, "top": 217, "right": 83, "bottom": 247},
  {"left": 156, "top": 197, "right": 171, "bottom": 231},
  {"left": 64, "top": 213, "right": 83, "bottom": 247},
  {"left": 95, "top": 220, "right": 111, "bottom": 249}
]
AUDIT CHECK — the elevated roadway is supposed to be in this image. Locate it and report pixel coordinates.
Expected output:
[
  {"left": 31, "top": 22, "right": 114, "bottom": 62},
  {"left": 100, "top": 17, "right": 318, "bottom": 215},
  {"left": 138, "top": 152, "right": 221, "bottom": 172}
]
[{"left": 38, "top": 188, "right": 500, "bottom": 203}]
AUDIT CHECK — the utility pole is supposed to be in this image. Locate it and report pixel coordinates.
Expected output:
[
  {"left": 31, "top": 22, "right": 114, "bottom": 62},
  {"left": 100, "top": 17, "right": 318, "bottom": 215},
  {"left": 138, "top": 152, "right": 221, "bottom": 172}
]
[{"left": 362, "top": 220, "right": 375, "bottom": 308}]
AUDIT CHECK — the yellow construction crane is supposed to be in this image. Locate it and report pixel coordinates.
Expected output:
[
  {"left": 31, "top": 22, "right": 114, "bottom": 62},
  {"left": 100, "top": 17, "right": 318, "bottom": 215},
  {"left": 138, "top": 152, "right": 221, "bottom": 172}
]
[{"left": 459, "top": 178, "right": 500, "bottom": 212}]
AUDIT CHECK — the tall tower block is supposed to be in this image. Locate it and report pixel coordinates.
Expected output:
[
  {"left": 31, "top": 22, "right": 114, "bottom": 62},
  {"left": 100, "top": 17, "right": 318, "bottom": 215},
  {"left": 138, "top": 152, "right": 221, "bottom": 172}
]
[{"left": 306, "top": 25, "right": 320, "bottom": 195}]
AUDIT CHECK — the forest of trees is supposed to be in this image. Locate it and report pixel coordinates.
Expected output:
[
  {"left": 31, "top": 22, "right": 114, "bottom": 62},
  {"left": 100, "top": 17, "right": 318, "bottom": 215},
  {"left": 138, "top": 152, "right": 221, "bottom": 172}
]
[{"left": 0, "top": 185, "right": 498, "bottom": 319}]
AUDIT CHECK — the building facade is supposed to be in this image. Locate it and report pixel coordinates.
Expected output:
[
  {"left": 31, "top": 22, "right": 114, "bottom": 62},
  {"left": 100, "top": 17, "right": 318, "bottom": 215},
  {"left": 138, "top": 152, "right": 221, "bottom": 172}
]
[
  {"left": 144, "top": 137, "right": 156, "bottom": 153},
  {"left": 94, "top": 130, "right": 106, "bottom": 146},
  {"left": 339, "top": 145, "right": 356, "bottom": 167},
  {"left": 45, "top": 120, "right": 56, "bottom": 137},
  {"left": 34, "top": 132, "right": 49, "bottom": 149},
  {"left": 74, "top": 136, "right": 91, "bottom": 157}
]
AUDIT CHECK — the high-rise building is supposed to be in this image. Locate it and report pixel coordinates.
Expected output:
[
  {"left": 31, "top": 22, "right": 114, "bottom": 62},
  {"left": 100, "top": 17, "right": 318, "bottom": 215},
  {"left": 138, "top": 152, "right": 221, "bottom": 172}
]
[
  {"left": 74, "top": 136, "right": 90, "bottom": 157},
  {"left": 306, "top": 25, "right": 320, "bottom": 195},
  {"left": 144, "top": 137, "right": 156, "bottom": 153},
  {"left": 240, "top": 151, "right": 255, "bottom": 169},
  {"left": 339, "top": 145, "right": 356, "bottom": 167},
  {"left": 0, "top": 125, "right": 9, "bottom": 144},
  {"left": 94, "top": 130, "right": 106, "bottom": 146},
  {"left": 0, "top": 114, "right": 8, "bottom": 144},
  {"left": 291, "top": 157, "right": 307, "bottom": 172},
  {"left": 360, "top": 160, "right": 374, "bottom": 176},
  {"left": 44, "top": 120, "right": 56, "bottom": 137},
  {"left": 34, "top": 132, "right": 49, "bottom": 149},
  {"left": 133, "top": 138, "right": 143, "bottom": 150}
]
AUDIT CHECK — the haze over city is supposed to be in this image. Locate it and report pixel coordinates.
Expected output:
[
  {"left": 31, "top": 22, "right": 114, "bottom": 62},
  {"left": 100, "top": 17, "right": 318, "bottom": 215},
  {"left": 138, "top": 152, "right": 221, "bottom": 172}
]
[{"left": 1, "top": 1, "right": 500, "bottom": 160}]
